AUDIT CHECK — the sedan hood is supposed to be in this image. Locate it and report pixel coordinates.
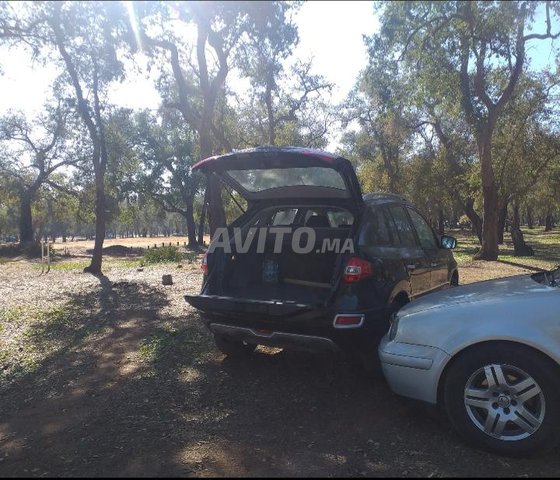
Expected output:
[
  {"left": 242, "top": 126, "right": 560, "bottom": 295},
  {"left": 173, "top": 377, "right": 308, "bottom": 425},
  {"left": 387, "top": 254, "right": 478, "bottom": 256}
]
[{"left": 400, "top": 274, "right": 555, "bottom": 317}]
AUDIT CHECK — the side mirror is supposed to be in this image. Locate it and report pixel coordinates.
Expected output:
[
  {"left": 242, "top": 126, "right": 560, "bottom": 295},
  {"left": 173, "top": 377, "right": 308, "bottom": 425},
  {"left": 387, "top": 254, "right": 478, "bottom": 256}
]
[{"left": 440, "top": 235, "right": 457, "bottom": 250}]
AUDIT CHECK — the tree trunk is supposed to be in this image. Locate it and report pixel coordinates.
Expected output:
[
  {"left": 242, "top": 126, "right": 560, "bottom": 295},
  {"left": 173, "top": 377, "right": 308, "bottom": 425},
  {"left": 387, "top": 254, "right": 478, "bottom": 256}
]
[
  {"left": 477, "top": 184, "right": 499, "bottom": 260},
  {"left": 464, "top": 198, "right": 482, "bottom": 244},
  {"left": 185, "top": 203, "right": 197, "bottom": 248},
  {"left": 84, "top": 179, "right": 106, "bottom": 274},
  {"left": 511, "top": 201, "right": 534, "bottom": 256},
  {"left": 265, "top": 67, "right": 276, "bottom": 145},
  {"left": 197, "top": 190, "right": 207, "bottom": 245},
  {"left": 511, "top": 200, "right": 520, "bottom": 230},
  {"left": 497, "top": 200, "right": 508, "bottom": 245},
  {"left": 19, "top": 192, "right": 34, "bottom": 244},
  {"left": 207, "top": 173, "right": 225, "bottom": 238},
  {"left": 474, "top": 137, "right": 499, "bottom": 260},
  {"left": 526, "top": 206, "right": 534, "bottom": 229},
  {"left": 199, "top": 118, "right": 225, "bottom": 238},
  {"left": 544, "top": 213, "right": 553, "bottom": 232},
  {"left": 438, "top": 209, "right": 445, "bottom": 235}
]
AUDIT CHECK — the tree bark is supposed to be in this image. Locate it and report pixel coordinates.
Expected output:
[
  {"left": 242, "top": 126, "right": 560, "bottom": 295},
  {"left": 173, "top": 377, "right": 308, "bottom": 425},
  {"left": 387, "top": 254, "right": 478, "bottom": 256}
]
[
  {"left": 265, "top": 66, "right": 276, "bottom": 145},
  {"left": 544, "top": 212, "right": 553, "bottom": 232},
  {"left": 207, "top": 174, "right": 225, "bottom": 237},
  {"left": 438, "top": 209, "right": 445, "bottom": 235},
  {"left": 512, "top": 201, "right": 520, "bottom": 231},
  {"left": 19, "top": 192, "right": 34, "bottom": 244},
  {"left": 185, "top": 203, "right": 197, "bottom": 248},
  {"left": 474, "top": 136, "right": 499, "bottom": 260},
  {"left": 497, "top": 200, "right": 508, "bottom": 245},
  {"left": 197, "top": 189, "right": 207, "bottom": 245},
  {"left": 464, "top": 198, "right": 483, "bottom": 244},
  {"left": 511, "top": 201, "right": 534, "bottom": 256},
  {"left": 526, "top": 206, "right": 534, "bottom": 229},
  {"left": 199, "top": 105, "right": 225, "bottom": 237},
  {"left": 85, "top": 181, "right": 107, "bottom": 273}
]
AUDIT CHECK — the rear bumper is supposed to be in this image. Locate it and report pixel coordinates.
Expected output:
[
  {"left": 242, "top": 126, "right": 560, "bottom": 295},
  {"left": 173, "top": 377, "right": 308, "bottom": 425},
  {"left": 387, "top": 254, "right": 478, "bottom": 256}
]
[
  {"left": 209, "top": 323, "right": 341, "bottom": 353},
  {"left": 378, "top": 335, "right": 450, "bottom": 404},
  {"left": 197, "top": 307, "right": 390, "bottom": 354}
]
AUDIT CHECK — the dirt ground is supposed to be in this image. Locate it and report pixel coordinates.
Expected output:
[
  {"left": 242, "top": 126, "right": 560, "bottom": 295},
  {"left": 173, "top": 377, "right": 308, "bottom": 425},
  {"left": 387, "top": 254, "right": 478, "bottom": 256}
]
[
  {"left": 44, "top": 236, "right": 211, "bottom": 257},
  {"left": 1, "top": 249, "right": 559, "bottom": 477}
]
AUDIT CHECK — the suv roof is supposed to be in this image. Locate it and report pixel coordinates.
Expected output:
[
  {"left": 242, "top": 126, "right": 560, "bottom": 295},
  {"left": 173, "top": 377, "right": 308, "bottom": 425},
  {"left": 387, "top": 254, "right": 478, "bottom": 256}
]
[{"left": 363, "top": 192, "right": 411, "bottom": 205}]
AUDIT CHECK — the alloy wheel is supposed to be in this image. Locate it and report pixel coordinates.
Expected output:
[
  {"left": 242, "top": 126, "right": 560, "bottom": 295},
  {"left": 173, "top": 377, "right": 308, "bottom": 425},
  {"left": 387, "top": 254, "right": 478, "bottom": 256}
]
[{"left": 463, "top": 364, "right": 545, "bottom": 441}]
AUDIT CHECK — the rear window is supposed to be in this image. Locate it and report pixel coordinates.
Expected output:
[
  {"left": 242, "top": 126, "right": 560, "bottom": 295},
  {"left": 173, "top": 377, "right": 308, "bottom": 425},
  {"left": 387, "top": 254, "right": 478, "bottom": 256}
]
[
  {"left": 227, "top": 167, "right": 347, "bottom": 192},
  {"left": 359, "top": 207, "right": 393, "bottom": 247}
]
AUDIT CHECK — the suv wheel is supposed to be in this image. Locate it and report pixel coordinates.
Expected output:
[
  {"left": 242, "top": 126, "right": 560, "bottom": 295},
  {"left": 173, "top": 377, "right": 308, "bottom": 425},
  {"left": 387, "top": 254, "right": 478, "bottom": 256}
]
[
  {"left": 443, "top": 344, "right": 559, "bottom": 456},
  {"left": 214, "top": 335, "right": 256, "bottom": 357}
]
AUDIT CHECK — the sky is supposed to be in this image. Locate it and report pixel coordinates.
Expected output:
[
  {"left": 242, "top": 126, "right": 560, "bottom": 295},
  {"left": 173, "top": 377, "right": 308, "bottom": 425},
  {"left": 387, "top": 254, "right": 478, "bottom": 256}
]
[
  {"left": 0, "top": 1, "right": 558, "bottom": 119},
  {"left": 0, "top": 1, "right": 379, "bottom": 116}
]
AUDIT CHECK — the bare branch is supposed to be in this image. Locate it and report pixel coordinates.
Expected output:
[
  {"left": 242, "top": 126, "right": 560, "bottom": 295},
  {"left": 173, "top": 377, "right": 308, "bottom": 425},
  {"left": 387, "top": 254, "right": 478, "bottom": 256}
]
[{"left": 523, "top": 1, "right": 560, "bottom": 41}]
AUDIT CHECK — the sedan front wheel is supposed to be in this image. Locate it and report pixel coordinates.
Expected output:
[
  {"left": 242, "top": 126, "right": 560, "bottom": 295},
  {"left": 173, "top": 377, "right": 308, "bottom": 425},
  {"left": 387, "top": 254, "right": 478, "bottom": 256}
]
[{"left": 443, "top": 344, "right": 560, "bottom": 456}]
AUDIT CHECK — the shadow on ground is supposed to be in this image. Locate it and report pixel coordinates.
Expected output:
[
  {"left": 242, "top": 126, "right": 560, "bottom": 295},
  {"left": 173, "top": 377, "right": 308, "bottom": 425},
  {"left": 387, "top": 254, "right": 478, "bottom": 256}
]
[{"left": 1, "top": 277, "right": 559, "bottom": 477}]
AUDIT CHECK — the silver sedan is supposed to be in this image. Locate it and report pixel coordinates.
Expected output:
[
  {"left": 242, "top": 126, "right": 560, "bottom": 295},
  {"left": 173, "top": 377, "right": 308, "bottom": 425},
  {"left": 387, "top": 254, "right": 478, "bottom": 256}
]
[{"left": 379, "top": 267, "right": 560, "bottom": 456}]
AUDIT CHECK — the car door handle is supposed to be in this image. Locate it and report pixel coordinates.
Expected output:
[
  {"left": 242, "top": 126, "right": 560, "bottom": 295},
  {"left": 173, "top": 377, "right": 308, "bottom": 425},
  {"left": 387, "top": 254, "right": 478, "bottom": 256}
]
[
  {"left": 406, "top": 264, "right": 416, "bottom": 271},
  {"left": 430, "top": 263, "right": 438, "bottom": 268}
]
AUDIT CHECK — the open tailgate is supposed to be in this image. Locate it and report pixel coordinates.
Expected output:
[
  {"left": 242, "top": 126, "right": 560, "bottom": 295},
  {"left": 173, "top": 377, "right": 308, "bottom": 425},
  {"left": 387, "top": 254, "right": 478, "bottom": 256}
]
[{"left": 192, "top": 146, "right": 363, "bottom": 204}]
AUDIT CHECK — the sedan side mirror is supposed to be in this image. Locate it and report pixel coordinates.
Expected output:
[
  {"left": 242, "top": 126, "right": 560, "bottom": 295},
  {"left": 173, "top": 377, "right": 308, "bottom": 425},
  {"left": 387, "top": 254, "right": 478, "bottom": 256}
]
[{"left": 440, "top": 235, "right": 457, "bottom": 249}]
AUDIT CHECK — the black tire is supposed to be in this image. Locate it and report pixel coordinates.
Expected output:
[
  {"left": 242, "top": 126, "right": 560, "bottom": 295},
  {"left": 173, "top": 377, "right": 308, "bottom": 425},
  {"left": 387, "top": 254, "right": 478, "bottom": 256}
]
[
  {"left": 214, "top": 335, "right": 256, "bottom": 357},
  {"left": 443, "top": 343, "right": 560, "bottom": 456}
]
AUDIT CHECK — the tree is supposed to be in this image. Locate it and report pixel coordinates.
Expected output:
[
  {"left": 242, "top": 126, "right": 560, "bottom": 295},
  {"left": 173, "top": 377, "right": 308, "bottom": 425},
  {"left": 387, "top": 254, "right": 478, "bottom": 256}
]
[
  {"left": 0, "top": 169, "right": 19, "bottom": 241},
  {"left": 129, "top": 1, "right": 299, "bottom": 237},
  {"left": 235, "top": 60, "right": 334, "bottom": 148},
  {"left": 46, "top": 1, "right": 126, "bottom": 273},
  {"left": 0, "top": 102, "right": 78, "bottom": 243},
  {"left": 133, "top": 109, "right": 203, "bottom": 247},
  {"left": 374, "top": 1, "right": 560, "bottom": 259},
  {"left": 343, "top": 45, "right": 413, "bottom": 194}
]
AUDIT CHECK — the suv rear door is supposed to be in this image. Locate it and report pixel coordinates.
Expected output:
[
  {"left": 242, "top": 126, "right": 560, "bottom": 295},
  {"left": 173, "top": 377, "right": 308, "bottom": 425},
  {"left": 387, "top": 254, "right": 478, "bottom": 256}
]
[
  {"left": 192, "top": 147, "right": 364, "bottom": 207},
  {"left": 385, "top": 204, "right": 432, "bottom": 296},
  {"left": 406, "top": 207, "right": 450, "bottom": 289}
]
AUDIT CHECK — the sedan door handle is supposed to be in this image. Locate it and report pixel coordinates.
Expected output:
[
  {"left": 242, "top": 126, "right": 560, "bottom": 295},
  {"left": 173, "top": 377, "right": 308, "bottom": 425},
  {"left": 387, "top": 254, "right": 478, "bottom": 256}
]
[
  {"left": 430, "top": 263, "right": 438, "bottom": 268},
  {"left": 406, "top": 264, "right": 416, "bottom": 271}
]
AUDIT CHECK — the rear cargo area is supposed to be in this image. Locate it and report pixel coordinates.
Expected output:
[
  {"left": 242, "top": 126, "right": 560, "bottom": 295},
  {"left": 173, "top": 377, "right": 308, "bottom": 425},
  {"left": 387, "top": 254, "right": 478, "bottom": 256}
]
[{"left": 206, "top": 223, "right": 352, "bottom": 306}]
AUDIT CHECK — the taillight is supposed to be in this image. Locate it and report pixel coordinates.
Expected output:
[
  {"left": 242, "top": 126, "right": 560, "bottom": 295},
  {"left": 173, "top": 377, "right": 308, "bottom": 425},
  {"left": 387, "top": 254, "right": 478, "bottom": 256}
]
[
  {"left": 342, "top": 257, "right": 373, "bottom": 283},
  {"left": 333, "top": 314, "right": 365, "bottom": 328},
  {"left": 201, "top": 251, "right": 208, "bottom": 275}
]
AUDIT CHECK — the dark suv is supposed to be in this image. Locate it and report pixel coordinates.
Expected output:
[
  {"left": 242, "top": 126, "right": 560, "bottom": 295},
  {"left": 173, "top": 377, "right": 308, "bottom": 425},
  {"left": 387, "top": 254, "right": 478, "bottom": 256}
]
[{"left": 185, "top": 147, "right": 457, "bottom": 364}]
